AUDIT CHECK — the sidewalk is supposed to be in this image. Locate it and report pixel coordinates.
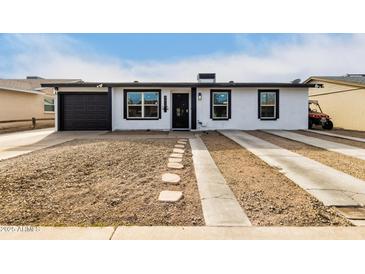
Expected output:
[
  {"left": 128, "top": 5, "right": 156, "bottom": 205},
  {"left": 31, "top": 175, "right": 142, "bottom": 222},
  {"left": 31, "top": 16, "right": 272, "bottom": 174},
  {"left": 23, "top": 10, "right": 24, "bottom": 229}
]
[{"left": 2, "top": 226, "right": 365, "bottom": 240}]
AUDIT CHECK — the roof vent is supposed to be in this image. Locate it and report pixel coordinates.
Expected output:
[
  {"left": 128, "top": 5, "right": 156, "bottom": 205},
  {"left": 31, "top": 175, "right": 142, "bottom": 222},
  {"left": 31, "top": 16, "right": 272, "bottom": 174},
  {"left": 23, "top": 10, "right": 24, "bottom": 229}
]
[
  {"left": 197, "top": 73, "right": 216, "bottom": 83},
  {"left": 291, "top": 78, "right": 301, "bottom": 84},
  {"left": 26, "top": 76, "right": 44, "bottom": 79}
]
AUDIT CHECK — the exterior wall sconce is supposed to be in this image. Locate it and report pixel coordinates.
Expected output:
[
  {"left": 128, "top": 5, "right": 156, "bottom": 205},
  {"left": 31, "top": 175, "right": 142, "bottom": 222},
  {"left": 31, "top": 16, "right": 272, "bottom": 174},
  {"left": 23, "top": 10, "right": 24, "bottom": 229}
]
[{"left": 198, "top": 92, "right": 202, "bottom": 101}]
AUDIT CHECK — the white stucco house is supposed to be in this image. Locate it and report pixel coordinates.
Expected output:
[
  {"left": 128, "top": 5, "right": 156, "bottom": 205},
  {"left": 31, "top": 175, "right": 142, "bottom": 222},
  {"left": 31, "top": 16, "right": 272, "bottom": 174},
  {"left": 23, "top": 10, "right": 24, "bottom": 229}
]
[{"left": 41, "top": 73, "right": 313, "bottom": 131}]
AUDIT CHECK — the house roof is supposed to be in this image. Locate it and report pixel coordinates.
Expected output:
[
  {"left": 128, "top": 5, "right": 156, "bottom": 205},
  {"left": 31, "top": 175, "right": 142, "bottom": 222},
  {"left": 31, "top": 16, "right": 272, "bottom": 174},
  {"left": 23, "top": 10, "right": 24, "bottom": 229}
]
[
  {"left": 0, "top": 78, "right": 82, "bottom": 95},
  {"left": 41, "top": 81, "right": 314, "bottom": 88},
  {"left": 304, "top": 74, "right": 365, "bottom": 87},
  {"left": 0, "top": 78, "right": 81, "bottom": 90}
]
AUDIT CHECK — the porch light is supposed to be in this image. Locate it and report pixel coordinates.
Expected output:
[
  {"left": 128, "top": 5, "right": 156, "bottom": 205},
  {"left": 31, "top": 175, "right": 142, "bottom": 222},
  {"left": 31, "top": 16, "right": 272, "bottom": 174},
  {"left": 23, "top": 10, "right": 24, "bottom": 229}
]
[{"left": 198, "top": 92, "right": 202, "bottom": 101}]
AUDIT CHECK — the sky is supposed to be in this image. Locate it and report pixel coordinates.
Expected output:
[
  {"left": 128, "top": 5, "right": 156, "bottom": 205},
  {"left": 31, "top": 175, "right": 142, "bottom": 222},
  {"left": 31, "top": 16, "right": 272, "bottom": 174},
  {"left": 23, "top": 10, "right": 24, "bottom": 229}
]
[{"left": 0, "top": 33, "right": 364, "bottom": 82}]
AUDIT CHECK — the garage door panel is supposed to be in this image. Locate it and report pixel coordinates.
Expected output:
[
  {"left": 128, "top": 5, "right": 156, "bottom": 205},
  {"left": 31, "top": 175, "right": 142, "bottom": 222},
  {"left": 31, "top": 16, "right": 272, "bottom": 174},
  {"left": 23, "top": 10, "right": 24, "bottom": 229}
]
[{"left": 60, "top": 93, "right": 110, "bottom": 130}]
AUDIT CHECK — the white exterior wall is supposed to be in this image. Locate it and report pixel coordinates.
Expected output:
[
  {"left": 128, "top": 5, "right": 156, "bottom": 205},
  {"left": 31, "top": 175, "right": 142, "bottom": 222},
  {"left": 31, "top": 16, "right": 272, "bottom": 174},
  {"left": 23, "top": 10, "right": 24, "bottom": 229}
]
[
  {"left": 113, "top": 87, "right": 191, "bottom": 130},
  {"left": 112, "top": 86, "right": 308, "bottom": 131},
  {"left": 196, "top": 87, "right": 308, "bottom": 130}
]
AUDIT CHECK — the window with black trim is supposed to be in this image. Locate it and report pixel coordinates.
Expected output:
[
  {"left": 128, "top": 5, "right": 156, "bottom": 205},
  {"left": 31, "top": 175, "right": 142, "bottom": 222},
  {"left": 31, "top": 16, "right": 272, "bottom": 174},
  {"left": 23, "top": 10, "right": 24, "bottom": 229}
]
[
  {"left": 258, "top": 90, "right": 279, "bottom": 120},
  {"left": 125, "top": 90, "right": 160, "bottom": 119},
  {"left": 210, "top": 90, "right": 231, "bottom": 120}
]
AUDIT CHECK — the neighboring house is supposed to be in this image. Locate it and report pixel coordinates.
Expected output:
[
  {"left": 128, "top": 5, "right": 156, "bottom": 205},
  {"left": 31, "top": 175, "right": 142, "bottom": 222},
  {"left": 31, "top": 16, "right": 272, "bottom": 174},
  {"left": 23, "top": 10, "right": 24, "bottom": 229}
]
[
  {"left": 0, "top": 77, "right": 81, "bottom": 129},
  {"left": 304, "top": 74, "right": 365, "bottom": 131},
  {"left": 41, "top": 73, "right": 313, "bottom": 131}
]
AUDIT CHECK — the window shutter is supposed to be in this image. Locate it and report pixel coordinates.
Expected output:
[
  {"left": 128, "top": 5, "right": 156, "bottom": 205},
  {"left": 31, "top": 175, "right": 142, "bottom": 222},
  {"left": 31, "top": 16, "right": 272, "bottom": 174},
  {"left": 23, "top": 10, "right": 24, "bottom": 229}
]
[
  {"left": 276, "top": 90, "right": 280, "bottom": 119},
  {"left": 158, "top": 91, "right": 162, "bottom": 119},
  {"left": 210, "top": 91, "right": 213, "bottom": 119},
  {"left": 228, "top": 90, "right": 232, "bottom": 119},
  {"left": 258, "top": 91, "right": 261, "bottom": 119},
  {"left": 123, "top": 90, "right": 127, "bottom": 119}
]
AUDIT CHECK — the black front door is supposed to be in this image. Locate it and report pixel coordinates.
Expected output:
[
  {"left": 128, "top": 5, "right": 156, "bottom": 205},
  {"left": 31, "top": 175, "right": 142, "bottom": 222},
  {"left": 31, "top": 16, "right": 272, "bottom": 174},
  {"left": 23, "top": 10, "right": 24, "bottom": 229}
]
[{"left": 172, "top": 93, "right": 189, "bottom": 129}]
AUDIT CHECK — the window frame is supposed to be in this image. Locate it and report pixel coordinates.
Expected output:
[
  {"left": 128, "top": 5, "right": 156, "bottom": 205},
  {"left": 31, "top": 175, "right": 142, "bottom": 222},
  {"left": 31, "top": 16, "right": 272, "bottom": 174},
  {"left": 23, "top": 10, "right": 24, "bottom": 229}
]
[
  {"left": 210, "top": 89, "right": 231, "bottom": 120},
  {"left": 258, "top": 89, "right": 279, "bottom": 120},
  {"left": 43, "top": 95, "right": 55, "bottom": 113},
  {"left": 123, "top": 89, "right": 161, "bottom": 120}
]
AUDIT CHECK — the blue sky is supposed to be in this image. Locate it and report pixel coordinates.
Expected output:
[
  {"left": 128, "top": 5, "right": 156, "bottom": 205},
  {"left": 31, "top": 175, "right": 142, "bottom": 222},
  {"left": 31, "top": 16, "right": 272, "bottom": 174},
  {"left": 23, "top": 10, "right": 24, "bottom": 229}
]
[
  {"left": 62, "top": 33, "right": 299, "bottom": 60},
  {"left": 0, "top": 33, "right": 364, "bottom": 82}
]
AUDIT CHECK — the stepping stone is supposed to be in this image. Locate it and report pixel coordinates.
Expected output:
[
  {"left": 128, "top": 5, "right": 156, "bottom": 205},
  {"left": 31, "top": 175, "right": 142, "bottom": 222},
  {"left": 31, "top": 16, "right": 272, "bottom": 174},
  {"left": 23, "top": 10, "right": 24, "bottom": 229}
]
[
  {"left": 169, "top": 157, "right": 182, "bottom": 163},
  {"left": 174, "top": 144, "right": 185, "bottom": 148},
  {"left": 170, "top": 153, "right": 183, "bottom": 158},
  {"left": 168, "top": 162, "right": 184, "bottom": 169},
  {"left": 173, "top": 148, "right": 185, "bottom": 154},
  {"left": 158, "top": 191, "right": 183, "bottom": 202},
  {"left": 177, "top": 140, "right": 187, "bottom": 145},
  {"left": 162, "top": 173, "right": 181, "bottom": 184}
]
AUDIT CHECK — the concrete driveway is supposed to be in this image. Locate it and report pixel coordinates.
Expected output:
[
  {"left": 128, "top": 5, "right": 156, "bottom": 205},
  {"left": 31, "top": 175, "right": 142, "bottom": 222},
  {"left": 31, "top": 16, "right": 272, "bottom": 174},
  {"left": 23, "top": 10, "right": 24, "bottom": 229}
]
[
  {"left": 265, "top": 130, "right": 365, "bottom": 161},
  {"left": 220, "top": 130, "right": 365, "bottom": 207},
  {"left": 0, "top": 128, "right": 106, "bottom": 161}
]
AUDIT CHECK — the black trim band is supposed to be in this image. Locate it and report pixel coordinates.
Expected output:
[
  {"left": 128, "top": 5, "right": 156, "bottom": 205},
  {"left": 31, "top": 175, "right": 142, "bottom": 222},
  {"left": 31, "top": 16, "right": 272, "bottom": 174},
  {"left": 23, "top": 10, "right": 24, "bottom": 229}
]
[
  {"left": 191, "top": 87, "right": 197, "bottom": 129},
  {"left": 108, "top": 87, "right": 112, "bottom": 130}
]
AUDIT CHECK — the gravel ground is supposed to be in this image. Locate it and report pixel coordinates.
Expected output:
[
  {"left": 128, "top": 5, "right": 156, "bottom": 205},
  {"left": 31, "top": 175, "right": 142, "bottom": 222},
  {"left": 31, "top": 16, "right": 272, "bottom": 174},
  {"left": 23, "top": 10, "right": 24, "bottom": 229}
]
[
  {"left": 0, "top": 138, "right": 204, "bottom": 226},
  {"left": 251, "top": 131, "right": 365, "bottom": 181},
  {"left": 106, "top": 130, "right": 169, "bottom": 136},
  {"left": 299, "top": 130, "right": 365, "bottom": 149},
  {"left": 200, "top": 132, "right": 349, "bottom": 226}
]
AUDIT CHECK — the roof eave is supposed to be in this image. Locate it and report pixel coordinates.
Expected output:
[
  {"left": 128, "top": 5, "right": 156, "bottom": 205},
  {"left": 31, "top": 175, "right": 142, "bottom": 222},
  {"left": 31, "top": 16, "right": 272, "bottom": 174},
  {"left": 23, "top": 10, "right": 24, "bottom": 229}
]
[
  {"left": 0, "top": 86, "right": 45, "bottom": 95},
  {"left": 41, "top": 82, "right": 314, "bottom": 88}
]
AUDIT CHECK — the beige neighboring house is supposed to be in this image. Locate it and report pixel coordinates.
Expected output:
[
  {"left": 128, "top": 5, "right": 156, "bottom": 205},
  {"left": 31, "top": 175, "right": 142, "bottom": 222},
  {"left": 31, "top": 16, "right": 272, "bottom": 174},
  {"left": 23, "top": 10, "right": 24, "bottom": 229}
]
[
  {"left": 304, "top": 74, "right": 365, "bottom": 131},
  {"left": 0, "top": 76, "right": 81, "bottom": 130}
]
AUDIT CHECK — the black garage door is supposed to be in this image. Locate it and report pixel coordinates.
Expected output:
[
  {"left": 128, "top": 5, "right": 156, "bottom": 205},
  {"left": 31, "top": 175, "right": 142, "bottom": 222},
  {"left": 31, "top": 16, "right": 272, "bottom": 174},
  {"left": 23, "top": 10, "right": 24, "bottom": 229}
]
[{"left": 59, "top": 93, "right": 111, "bottom": 130}]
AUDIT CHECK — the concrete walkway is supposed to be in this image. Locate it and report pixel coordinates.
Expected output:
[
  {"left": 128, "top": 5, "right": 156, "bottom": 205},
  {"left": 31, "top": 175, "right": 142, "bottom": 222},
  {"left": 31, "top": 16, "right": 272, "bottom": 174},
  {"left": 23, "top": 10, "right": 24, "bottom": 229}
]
[
  {"left": 0, "top": 128, "right": 106, "bottom": 161},
  {"left": 0, "top": 226, "right": 114, "bottom": 240},
  {"left": 111, "top": 226, "right": 365, "bottom": 240},
  {"left": 3, "top": 226, "right": 365, "bottom": 239},
  {"left": 265, "top": 130, "right": 365, "bottom": 161},
  {"left": 220, "top": 130, "right": 365, "bottom": 207},
  {"left": 308, "top": 129, "right": 365, "bottom": 143},
  {"left": 189, "top": 136, "right": 251, "bottom": 226}
]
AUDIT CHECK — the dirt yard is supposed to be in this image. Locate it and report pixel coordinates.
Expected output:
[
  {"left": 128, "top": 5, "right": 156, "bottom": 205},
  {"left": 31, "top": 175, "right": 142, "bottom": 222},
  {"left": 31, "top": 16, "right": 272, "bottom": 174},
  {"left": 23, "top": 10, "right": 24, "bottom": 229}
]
[
  {"left": 200, "top": 132, "right": 350, "bottom": 226},
  {"left": 0, "top": 138, "right": 204, "bottom": 226},
  {"left": 251, "top": 131, "right": 365, "bottom": 181},
  {"left": 299, "top": 130, "right": 365, "bottom": 149}
]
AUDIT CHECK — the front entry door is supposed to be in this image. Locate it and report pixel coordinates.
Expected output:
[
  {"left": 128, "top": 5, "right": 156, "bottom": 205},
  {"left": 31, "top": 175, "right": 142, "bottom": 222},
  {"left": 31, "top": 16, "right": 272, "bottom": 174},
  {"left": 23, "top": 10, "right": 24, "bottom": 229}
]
[{"left": 172, "top": 93, "right": 189, "bottom": 129}]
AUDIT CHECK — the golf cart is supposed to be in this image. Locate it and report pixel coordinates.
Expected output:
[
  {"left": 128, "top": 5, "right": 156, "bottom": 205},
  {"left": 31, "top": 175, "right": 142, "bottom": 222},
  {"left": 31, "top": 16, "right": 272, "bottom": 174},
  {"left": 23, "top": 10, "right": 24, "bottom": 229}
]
[{"left": 308, "top": 100, "right": 333, "bottom": 130}]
